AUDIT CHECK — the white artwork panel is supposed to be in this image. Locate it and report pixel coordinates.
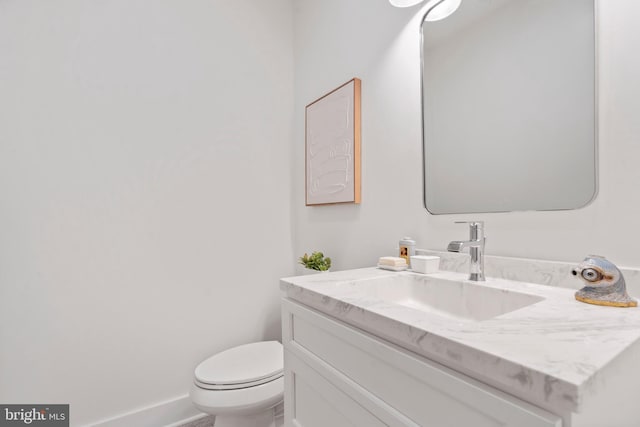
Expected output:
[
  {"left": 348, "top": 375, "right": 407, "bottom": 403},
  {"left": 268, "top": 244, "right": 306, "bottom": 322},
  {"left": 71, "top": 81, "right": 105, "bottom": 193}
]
[{"left": 305, "top": 80, "right": 360, "bottom": 205}]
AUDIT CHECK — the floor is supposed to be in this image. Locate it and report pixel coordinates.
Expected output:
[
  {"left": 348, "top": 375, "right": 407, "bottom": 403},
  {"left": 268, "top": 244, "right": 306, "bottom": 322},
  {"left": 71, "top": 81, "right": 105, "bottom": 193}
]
[
  {"left": 178, "top": 403, "right": 284, "bottom": 427},
  {"left": 179, "top": 415, "right": 216, "bottom": 427}
]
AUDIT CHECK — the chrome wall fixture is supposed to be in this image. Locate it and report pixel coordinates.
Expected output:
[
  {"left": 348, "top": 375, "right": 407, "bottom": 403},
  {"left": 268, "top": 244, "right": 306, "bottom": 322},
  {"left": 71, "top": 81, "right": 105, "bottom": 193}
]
[
  {"left": 388, "top": 0, "right": 423, "bottom": 6},
  {"left": 389, "top": 0, "right": 462, "bottom": 22}
]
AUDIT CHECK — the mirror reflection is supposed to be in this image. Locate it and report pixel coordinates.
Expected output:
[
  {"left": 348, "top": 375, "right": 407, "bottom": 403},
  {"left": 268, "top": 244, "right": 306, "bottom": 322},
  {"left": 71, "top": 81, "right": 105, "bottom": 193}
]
[{"left": 422, "top": 0, "right": 596, "bottom": 214}]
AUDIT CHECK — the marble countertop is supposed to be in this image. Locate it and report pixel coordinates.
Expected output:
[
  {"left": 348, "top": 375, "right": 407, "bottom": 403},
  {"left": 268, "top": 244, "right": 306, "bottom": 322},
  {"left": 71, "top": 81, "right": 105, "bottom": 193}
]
[{"left": 280, "top": 267, "right": 640, "bottom": 414}]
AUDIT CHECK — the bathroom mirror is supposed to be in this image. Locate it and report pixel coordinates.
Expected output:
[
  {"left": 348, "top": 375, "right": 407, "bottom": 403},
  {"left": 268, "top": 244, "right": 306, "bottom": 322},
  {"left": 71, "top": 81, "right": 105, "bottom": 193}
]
[{"left": 421, "top": 0, "right": 596, "bottom": 214}]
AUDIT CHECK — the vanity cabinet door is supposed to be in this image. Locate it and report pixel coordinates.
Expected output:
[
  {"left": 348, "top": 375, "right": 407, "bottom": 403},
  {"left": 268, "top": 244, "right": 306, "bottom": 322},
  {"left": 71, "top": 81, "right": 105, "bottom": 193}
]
[
  {"left": 282, "top": 298, "right": 562, "bottom": 427},
  {"left": 285, "top": 350, "right": 388, "bottom": 427}
]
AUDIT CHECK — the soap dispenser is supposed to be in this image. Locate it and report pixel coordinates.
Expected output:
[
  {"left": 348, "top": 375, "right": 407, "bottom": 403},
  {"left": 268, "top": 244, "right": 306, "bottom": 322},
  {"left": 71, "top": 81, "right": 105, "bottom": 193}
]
[{"left": 399, "top": 237, "right": 416, "bottom": 267}]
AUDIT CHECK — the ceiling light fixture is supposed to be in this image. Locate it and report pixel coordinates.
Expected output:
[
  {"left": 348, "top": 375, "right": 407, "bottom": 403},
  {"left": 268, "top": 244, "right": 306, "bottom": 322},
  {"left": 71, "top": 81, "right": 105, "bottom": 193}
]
[
  {"left": 424, "top": 0, "right": 462, "bottom": 21},
  {"left": 388, "top": 0, "right": 423, "bottom": 7},
  {"left": 389, "top": 0, "right": 462, "bottom": 22}
]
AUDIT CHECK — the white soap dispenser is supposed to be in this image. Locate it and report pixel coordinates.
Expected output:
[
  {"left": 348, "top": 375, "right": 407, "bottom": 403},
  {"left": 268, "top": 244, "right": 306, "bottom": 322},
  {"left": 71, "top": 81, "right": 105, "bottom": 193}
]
[{"left": 399, "top": 237, "right": 416, "bottom": 267}]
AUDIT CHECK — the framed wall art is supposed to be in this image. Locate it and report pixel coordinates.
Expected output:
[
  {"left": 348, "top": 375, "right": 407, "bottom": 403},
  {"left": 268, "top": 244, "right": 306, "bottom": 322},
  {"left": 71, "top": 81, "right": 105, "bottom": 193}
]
[{"left": 305, "top": 78, "right": 361, "bottom": 206}]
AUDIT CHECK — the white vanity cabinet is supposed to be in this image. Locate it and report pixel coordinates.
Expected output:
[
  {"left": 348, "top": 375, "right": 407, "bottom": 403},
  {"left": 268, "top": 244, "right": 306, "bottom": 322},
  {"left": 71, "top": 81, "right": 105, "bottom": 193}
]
[{"left": 282, "top": 298, "right": 562, "bottom": 427}]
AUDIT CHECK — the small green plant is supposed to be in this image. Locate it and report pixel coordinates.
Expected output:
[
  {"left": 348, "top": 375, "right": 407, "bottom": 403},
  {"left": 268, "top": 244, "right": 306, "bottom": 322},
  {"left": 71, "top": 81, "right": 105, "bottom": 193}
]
[{"left": 299, "top": 251, "right": 332, "bottom": 271}]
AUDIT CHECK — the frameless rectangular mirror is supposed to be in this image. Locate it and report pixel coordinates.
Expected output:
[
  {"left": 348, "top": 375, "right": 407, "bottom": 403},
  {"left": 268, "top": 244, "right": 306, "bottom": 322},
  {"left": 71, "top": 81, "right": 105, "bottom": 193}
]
[{"left": 421, "top": 0, "right": 596, "bottom": 214}]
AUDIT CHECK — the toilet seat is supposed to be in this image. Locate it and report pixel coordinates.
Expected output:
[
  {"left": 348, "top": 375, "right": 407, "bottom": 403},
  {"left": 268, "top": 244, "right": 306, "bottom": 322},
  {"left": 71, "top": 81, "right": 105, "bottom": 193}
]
[
  {"left": 194, "top": 341, "right": 283, "bottom": 390},
  {"left": 195, "top": 371, "right": 282, "bottom": 390}
]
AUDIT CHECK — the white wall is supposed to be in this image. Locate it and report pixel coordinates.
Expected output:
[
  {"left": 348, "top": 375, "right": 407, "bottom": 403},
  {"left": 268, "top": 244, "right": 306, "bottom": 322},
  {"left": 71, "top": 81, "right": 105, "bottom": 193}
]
[
  {"left": 292, "top": 0, "right": 640, "bottom": 270},
  {"left": 0, "top": 1, "right": 294, "bottom": 425}
]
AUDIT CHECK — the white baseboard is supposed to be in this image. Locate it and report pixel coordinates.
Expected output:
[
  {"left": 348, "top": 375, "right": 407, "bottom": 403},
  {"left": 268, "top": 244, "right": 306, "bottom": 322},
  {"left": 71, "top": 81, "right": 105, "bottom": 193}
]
[{"left": 90, "top": 394, "right": 207, "bottom": 427}]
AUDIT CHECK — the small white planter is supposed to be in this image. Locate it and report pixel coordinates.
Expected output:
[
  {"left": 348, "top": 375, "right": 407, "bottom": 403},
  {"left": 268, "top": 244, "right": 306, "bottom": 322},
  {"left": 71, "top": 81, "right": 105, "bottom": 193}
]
[
  {"left": 298, "top": 266, "right": 330, "bottom": 276},
  {"left": 304, "top": 268, "right": 330, "bottom": 275}
]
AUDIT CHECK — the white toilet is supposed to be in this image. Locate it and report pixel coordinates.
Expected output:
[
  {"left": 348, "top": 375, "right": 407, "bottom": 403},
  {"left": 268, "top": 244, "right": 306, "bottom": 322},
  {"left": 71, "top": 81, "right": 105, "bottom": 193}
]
[{"left": 190, "top": 341, "right": 284, "bottom": 427}]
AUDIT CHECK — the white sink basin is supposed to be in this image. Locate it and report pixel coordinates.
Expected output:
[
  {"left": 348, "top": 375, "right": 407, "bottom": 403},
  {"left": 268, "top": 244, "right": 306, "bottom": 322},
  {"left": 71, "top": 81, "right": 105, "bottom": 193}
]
[{"left": 352, "top": 273, "right": 544, "bottom": 321}]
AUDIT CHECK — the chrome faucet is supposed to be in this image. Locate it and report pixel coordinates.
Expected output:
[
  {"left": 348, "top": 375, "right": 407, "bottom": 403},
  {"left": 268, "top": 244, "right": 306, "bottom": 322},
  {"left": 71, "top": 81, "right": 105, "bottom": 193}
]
[{"left": 447, "top": 221, "right": 486, "bottom": 281}]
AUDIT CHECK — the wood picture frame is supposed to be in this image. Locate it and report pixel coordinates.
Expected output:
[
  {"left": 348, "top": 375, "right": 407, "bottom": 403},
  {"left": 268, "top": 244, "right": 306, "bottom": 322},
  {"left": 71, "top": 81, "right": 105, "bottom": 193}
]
[{"left": 305, "top": 78, "right": 361, "bottom": 206}]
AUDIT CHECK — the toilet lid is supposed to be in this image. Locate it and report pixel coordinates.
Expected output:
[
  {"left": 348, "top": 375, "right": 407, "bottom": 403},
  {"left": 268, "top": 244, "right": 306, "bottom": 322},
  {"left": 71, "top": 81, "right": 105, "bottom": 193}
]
[{"left": 195, "top": 341, "right": 283, "bottom": 387}]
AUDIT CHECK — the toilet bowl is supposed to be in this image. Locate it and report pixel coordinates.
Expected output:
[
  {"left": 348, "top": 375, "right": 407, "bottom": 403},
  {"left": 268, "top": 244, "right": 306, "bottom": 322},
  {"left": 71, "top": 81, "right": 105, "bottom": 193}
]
[{"left": 190, "top": 341, "right": 284, "bottom": 427}]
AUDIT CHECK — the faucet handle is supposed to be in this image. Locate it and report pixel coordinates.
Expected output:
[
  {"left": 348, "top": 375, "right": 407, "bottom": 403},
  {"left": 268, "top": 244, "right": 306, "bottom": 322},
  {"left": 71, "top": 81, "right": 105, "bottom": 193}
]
[
  {"left": 454, "top": 220, "right": 484, "bottom": 225},
  {"left": 454, "top": 221, "right": 485, "bottom": 239},
  {"left": 454, "top": 220, "right": 484, "bottom": 230}
]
